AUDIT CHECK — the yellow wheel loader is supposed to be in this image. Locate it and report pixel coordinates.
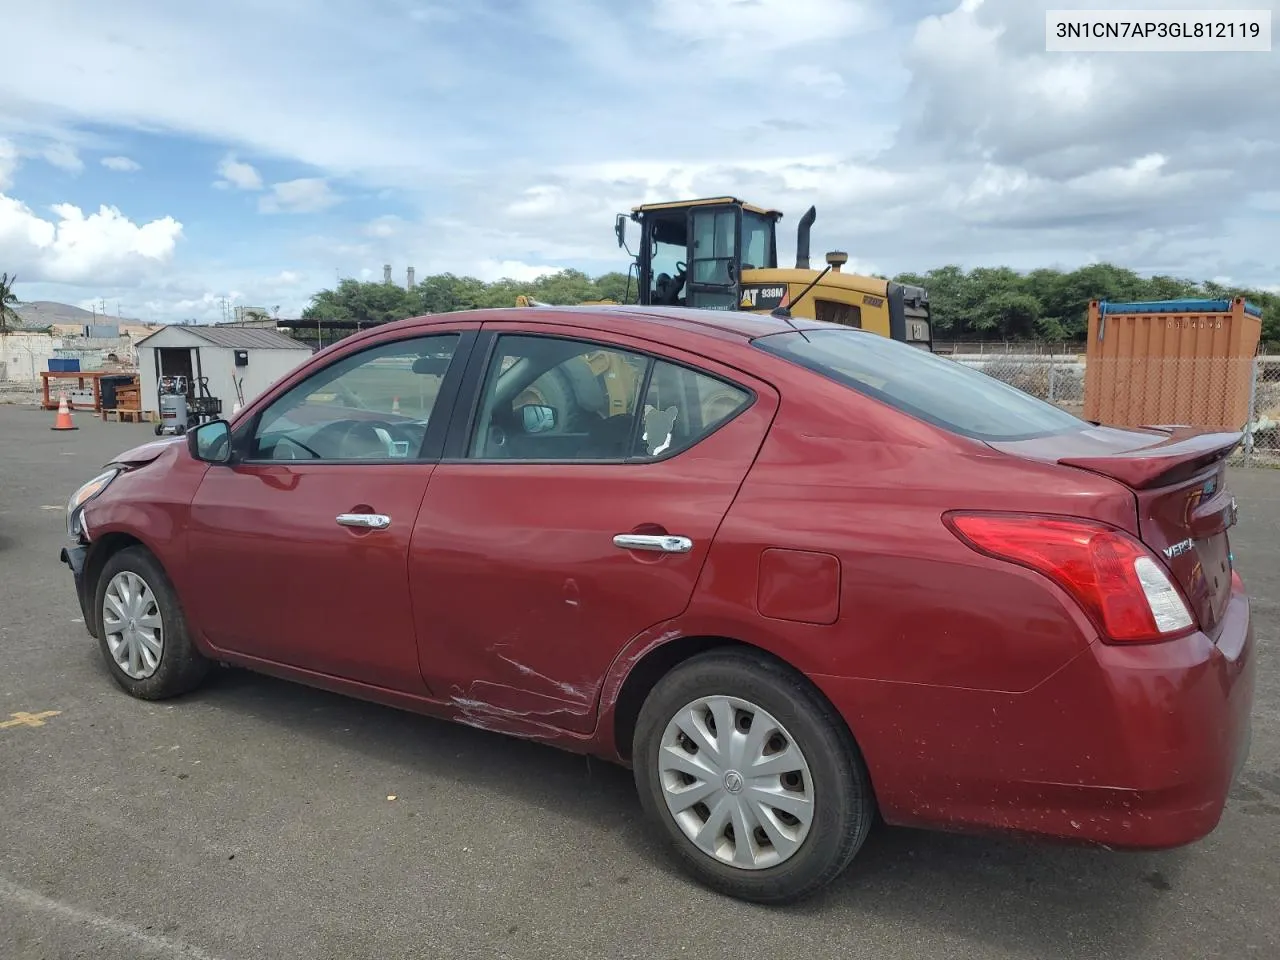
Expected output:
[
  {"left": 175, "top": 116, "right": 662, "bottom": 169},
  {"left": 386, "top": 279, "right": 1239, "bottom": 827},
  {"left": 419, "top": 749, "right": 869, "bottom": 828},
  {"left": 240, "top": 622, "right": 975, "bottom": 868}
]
[{"left": 614, "top": 196, "right": 932, "bottom": 350}]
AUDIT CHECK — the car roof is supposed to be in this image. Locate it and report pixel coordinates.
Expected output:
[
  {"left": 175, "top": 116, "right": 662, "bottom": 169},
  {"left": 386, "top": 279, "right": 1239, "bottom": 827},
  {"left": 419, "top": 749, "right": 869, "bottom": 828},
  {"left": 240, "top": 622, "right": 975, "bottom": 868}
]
[{"left": 396, "top": 304, "right": 829, "bottom": 345}]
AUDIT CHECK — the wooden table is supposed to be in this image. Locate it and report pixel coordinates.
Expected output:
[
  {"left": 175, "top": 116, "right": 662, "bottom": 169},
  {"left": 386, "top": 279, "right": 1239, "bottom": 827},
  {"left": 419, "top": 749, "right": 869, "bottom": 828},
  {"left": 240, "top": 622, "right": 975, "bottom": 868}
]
[{"left": 40, "top": 371, "right": 106, "bottom": 411}]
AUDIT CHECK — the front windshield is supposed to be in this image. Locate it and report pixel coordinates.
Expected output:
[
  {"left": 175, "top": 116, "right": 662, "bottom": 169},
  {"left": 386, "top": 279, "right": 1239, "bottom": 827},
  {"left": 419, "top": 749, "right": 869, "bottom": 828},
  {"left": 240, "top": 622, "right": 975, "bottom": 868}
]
[{"left": 754, "top": 329, "right": 1087, "bottom": 442}]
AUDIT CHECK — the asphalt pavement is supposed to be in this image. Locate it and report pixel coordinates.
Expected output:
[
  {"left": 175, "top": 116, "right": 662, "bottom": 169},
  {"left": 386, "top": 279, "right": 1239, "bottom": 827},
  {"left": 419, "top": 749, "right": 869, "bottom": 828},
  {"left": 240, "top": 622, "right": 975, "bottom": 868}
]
[{"left": 1, "top": 403, "right": 1277, "bottom": 960}]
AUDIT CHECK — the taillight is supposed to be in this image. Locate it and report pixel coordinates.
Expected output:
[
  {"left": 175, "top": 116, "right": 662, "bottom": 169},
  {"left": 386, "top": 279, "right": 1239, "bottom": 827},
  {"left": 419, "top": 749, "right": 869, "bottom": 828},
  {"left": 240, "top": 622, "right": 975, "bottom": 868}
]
[
  {"left": 1231, "top": 568, "right": 1244, "bottom": 592},
  {"left": 943, "top": 512, "right": 1196, "bottom": 644}
]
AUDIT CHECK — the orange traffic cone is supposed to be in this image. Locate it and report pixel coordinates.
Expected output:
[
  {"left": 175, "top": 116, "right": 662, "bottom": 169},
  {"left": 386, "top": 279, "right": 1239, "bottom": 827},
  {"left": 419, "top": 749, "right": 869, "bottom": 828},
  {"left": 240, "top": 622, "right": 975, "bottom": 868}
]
[
  {"left": 392, "top": 396, "right": 400, "bottom": 415},
  {"left": 51, "top": 393, "right": 78, "bottom": 431}
]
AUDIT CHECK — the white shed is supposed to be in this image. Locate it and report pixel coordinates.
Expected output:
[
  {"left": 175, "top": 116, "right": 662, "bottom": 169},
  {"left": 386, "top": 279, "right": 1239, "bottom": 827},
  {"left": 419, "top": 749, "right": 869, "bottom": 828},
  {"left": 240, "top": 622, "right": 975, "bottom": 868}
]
[{"left": 135, "top": 325, "right": 312, "bottom": 418}]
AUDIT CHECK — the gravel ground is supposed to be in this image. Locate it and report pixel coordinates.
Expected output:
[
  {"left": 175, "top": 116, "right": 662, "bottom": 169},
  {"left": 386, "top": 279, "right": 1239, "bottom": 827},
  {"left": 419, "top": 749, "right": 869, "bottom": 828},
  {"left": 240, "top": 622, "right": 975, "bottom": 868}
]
[{"left": 0, "top": 404, "right": 1277, "bottom": 960}]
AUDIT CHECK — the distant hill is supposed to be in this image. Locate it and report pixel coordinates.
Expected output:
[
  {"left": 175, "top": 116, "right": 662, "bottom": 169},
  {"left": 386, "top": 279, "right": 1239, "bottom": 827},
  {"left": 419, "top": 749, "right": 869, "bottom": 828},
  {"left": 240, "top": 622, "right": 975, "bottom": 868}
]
[{"left": 15, "top": 301, "right": 141, "bottom": 327}]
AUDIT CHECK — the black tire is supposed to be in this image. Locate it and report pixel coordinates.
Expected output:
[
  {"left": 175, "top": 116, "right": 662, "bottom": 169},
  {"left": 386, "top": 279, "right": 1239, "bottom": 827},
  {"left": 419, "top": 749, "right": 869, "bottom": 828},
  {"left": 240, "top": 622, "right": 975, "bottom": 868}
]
[
  {"left": 632, "top": 648, "right": 875, "bottom": 904},
  {"left": 92, "top": 545, "right": 211, "bottom": 700}
]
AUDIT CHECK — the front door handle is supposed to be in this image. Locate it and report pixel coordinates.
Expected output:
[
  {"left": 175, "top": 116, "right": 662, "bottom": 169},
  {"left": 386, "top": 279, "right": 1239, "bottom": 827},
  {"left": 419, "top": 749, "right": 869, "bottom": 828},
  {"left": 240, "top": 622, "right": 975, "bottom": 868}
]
[
  {"left": 336, "top": 513, "right": 391, "bottom": 530},
  {"left": 613, "top": 533, "right": 693, "bottom": 554}
]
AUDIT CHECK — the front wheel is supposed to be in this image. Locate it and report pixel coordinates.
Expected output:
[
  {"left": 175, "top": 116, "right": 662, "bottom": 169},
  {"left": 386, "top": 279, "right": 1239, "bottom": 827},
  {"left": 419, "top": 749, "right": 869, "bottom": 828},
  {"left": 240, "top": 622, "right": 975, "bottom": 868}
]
[
  {"left": 93, "top": 545, "right": 211, "bottom": 700},
  {"left": 632, "top": 649, "right": 875, "bottom": 904}
]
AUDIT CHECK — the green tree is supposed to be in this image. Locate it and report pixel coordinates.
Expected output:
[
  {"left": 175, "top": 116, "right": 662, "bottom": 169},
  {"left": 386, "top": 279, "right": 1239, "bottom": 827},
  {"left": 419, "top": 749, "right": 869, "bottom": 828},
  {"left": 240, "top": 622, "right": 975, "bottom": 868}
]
[
  {"left": 302, "top": 263, "right": 1275, "bottom": 345},
  {"left": 303, "top": 277, "right": 420, "bottom": 325},
  {"left": 0, "top": 272, "right": 22, "bottom": 333},
  {"left": 978, "top": 291, "right": 1042, "bottom": 339},
  {"left": 592, "top": 271, "right": 635, "bottom": 303},
  {"left": 417, "top": 273, "right": 488, "bottom": 313}
]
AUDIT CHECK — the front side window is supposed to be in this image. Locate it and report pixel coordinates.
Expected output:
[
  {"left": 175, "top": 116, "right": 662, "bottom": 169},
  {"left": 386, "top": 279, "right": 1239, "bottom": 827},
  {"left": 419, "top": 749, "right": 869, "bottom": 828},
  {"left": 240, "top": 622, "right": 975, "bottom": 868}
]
[
  {"left": 250, "top": 334, "right": 459, "bottom": 461},
  {"left": 466, "top": 335, "right": 753, "bottom": 462},
  {"left": 754, "top": 329, "right": 1085, "bottom": 442}
]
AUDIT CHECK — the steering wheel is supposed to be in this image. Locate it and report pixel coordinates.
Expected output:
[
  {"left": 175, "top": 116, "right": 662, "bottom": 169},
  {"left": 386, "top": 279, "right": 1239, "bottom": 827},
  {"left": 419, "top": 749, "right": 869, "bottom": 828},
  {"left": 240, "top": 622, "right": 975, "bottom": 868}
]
[
  {"left": 655, "top": 264, "right": 688, "bottom": 306},
  {"left": 308, "top": 419, "right": 400, "bottom": 459},
  {"left": 347, "top": 420, "right": 401, "bottom": 458}
]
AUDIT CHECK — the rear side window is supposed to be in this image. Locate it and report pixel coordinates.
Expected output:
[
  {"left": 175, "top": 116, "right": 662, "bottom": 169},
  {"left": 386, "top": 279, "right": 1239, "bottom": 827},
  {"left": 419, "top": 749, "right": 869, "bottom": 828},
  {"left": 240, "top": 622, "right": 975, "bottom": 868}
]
[
  {"left": 754, "top": 329, "right": 1085, "bottom": 441},
  {"left": 638, "top": 360, "right": 752, "bottom": 458}
]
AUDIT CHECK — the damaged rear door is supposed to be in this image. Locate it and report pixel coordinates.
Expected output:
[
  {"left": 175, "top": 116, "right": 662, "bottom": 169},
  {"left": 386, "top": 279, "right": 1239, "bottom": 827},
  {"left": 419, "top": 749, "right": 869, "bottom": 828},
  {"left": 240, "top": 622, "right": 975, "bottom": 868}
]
[{"left": 408, "top": 323, "right": 778, "bottom": 733}]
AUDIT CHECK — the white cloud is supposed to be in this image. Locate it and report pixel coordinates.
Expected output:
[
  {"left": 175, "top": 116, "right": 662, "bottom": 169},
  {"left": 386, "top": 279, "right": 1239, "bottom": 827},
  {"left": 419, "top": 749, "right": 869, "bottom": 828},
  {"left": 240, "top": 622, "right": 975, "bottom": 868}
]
[
  {"left": 43, "top": 143, "right": 84, "bottom": 173},
  {"left": 4, "top": 0, "right": 1279, "bottom": 319},
  {"left": 101, "top": 155, "right": 141, "bottom": 172},
  {"left": 145, "top": 290, "right": 242, "bottom": 320},
  {"left": 215, "top": 154, "right": 263, "bottom": 191},
  {"left": 258, "top": 178, "right": 338, "bottom": 214},
  {"left": 506, "top": 186, "right": 566, "bottom": 218},
  {"left": 272, "top": 269, "right": 302, "bottom": 285},
  {"left": 406, "top": 3, "right": 459, "bottom": 24},
  {"left": 472, "top": 260, "right": 563, "bottom": 283},
  {"left": 363, "top": 215, "right": 404, "bottom": 238},
  {"left": 0, "top": 139, "right": 17, "bottom": 190},
  {"left": 785, "top": 65, "right": 847, "bottom": 98},
  {"left": 650, "top": 0, "right": 873, "bottom": 52},
  {"left": 0, "top": 192, "right": 182, "bottom": 284}
]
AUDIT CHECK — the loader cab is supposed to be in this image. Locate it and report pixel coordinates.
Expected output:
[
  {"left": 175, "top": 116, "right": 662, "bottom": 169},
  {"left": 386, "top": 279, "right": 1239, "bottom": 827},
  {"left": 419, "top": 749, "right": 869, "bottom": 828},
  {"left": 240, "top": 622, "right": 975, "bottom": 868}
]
[{"left": 618, "top": 197, "right": 781, "bottom": 311}]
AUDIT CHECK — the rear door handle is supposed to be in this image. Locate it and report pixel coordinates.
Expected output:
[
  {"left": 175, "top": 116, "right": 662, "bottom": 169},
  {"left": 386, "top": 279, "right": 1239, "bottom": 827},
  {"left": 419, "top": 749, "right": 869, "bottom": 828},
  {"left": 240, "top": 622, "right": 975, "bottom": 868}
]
[
  {"left": 613, "top": 534, "right": 693, "bottom": 554},
  {"left": 336, "top": 513, "right": 391, "bottom": 530}
]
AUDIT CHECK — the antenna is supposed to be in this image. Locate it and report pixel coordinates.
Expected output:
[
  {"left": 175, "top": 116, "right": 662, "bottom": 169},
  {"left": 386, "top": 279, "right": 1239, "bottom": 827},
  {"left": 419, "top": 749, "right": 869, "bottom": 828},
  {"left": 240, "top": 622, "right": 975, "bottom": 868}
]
[{"left": 770, "top": 263, "right": 835, "bottom": 342}]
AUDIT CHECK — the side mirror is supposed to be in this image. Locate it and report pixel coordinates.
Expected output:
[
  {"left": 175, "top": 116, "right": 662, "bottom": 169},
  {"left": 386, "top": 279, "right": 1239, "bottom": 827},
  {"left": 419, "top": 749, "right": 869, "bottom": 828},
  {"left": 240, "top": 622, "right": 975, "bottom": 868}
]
[
  {"left": 615, "top": 213, "right": 627, "bottom": 249},
  {"left": 188, "top": 419, "right": 232, "bottom": 464},
  {"left": 517, "top": 404, "right": 557, "bottom": 435}
]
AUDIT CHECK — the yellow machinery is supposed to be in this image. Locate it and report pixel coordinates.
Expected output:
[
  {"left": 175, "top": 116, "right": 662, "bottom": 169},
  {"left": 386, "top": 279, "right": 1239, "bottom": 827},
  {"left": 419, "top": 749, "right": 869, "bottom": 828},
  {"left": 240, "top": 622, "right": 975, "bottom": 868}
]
[
  {"left": 505, "top": 196, "right": 933, "bottom": 431},
  {"left": 614, "top": 197, "right": 932, "bottom": 350}
]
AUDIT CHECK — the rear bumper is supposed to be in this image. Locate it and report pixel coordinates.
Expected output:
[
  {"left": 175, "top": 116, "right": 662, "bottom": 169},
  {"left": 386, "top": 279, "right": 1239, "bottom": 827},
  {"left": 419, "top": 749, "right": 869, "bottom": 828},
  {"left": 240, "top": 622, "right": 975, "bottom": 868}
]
[
  {"left": 817, "top": 587, "right": 1255, "bottom": 849},
  {"left": 60, "top": 543, "right": 96, "bottom": 637}
]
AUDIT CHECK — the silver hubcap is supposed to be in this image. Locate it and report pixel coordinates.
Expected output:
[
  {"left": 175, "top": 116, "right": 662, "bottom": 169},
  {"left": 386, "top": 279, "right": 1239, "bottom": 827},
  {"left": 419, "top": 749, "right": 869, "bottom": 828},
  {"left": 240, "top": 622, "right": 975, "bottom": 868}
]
[
  {"left": 658, "top": 695, "right": 815, "bottom": 870},
  {"left": 102, "top": 571, "right": 163, "bottom": 680}
]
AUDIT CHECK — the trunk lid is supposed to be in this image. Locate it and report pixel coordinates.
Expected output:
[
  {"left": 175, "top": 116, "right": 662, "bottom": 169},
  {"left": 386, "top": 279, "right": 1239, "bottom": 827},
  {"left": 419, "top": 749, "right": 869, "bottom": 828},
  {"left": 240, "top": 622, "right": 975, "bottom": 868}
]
[{"left": 988, "top": 424, "right": 1241, "bottom": 640}]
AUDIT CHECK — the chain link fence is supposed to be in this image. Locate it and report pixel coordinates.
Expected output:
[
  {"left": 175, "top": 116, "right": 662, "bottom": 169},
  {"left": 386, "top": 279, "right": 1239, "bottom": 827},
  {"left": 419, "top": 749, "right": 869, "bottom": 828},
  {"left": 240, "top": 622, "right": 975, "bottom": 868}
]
[{"left": 947, "top": 347, "right": 1280, "bottom": 467}]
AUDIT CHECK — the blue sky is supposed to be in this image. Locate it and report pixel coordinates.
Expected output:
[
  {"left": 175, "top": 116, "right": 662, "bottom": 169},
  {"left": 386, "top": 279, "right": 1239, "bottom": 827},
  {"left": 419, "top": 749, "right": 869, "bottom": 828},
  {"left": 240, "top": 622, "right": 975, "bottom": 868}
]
[{"left": 1, "top": 0, "right": 1276, "bottom": 322}]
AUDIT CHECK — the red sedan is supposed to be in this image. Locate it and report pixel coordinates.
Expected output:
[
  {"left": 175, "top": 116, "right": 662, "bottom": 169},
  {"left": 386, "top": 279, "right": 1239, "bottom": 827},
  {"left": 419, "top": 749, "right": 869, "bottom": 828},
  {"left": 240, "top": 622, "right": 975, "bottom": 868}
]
[{"left": 60, "top": 305, "right": 1255, "bottom": 903}]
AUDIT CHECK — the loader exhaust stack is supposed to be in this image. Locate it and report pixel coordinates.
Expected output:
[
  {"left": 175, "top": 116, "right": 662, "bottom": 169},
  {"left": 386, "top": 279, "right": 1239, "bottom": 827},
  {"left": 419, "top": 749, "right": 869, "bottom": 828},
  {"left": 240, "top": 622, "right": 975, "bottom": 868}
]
[{"left": 795, "top": 206, "right": 816, "bottom": 270}]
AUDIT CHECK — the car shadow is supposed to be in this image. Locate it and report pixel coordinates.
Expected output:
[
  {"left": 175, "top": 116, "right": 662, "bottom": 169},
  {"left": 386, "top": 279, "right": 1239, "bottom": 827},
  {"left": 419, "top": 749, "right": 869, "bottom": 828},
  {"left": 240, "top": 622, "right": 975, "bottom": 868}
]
[{"left": 174, "top": 664, "right": 1189, "bottom": 957}]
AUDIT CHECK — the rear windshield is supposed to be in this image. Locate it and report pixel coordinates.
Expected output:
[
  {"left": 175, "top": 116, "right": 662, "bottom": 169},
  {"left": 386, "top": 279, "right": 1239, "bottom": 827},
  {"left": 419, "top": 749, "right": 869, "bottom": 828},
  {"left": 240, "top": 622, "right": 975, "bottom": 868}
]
[{"left": 753, "top": 329, "right": 1086, "bottom": 441}]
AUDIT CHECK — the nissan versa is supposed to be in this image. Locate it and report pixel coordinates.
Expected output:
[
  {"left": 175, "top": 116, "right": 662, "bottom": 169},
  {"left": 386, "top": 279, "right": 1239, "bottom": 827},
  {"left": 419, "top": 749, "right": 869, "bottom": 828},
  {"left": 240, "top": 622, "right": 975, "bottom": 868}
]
[{"left": 60, "top": 305, "right": 1255, "bottom": 904}]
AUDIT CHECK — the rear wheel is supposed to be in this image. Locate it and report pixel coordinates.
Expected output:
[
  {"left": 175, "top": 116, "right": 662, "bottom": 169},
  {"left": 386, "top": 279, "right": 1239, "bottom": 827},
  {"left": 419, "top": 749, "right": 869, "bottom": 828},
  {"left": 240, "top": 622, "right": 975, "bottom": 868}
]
[
  {"left": 93, "top": 545, "right": 210, "bottom": 700},
  {"left": 632, "top": 649, "right": 875, "bottom": 903}
]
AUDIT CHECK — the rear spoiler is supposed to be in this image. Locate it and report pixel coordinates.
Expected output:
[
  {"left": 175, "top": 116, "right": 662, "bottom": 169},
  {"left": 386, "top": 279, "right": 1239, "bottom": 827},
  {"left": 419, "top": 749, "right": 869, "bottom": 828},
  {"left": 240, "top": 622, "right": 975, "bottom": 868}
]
[{"left": 1058, "top": 429, "right": 1242, "bottom": 490}]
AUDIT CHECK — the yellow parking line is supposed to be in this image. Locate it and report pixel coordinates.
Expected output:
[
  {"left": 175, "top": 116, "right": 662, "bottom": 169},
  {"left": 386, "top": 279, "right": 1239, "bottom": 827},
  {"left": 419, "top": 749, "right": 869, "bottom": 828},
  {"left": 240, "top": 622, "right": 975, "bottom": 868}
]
[{"left": 0, "top": 710, "right": 62, "bottom": 730}]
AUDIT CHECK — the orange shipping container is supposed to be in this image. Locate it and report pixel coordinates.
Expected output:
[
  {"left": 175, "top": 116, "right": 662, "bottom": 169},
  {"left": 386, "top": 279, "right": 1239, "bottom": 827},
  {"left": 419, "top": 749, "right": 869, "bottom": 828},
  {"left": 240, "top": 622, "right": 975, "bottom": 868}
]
[{"left": 1082, "top": 297, "right": 1263, "bottom": 430}]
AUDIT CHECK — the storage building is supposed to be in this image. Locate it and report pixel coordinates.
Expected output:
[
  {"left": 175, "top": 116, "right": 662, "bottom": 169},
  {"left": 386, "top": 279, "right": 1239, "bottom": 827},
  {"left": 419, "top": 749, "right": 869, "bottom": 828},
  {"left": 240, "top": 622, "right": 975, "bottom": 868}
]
[{"left": 135, "top": 325, "right": 312, "bottom": 419}]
